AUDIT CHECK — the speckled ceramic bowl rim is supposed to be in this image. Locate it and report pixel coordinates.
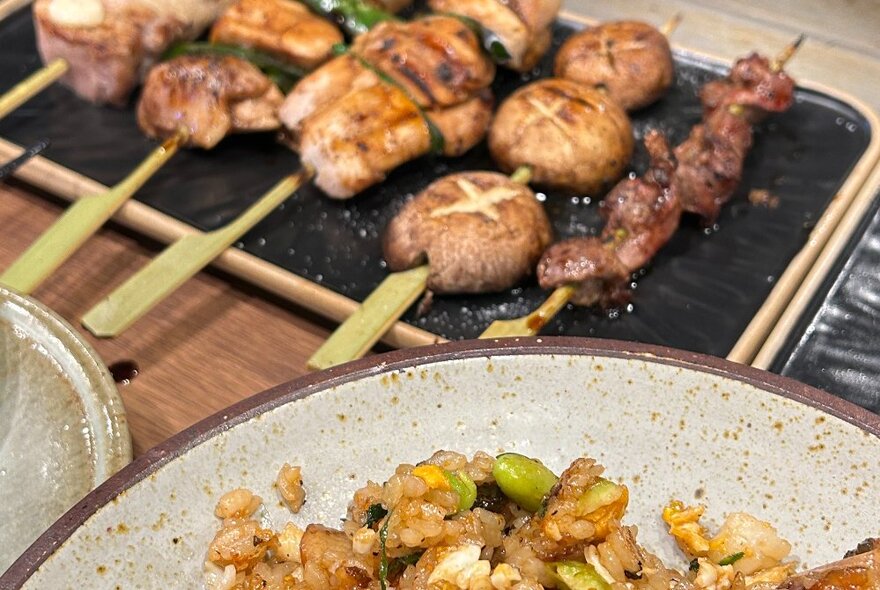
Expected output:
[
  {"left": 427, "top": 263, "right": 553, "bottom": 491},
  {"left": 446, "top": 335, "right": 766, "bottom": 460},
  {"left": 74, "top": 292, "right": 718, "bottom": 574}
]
[
  {"left": 2, "top": 337, "right": 878, "bottom": 587},
  {"left": 0, "top": 286, "right": 132, "bottom": 480}
]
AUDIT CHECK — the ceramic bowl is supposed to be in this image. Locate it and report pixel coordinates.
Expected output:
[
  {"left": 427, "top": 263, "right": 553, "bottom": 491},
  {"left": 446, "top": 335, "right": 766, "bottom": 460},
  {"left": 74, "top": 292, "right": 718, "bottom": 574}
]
[
  {"left": 1, "top": 338, "right": 878, "bottom": 588},
  {"left": 0, "top": 286, "right": 131, "bottom": 575}
]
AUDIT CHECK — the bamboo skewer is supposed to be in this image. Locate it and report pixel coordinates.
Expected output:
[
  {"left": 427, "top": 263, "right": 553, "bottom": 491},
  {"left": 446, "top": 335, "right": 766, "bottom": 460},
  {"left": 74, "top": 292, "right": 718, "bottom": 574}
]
[
  {"left": 659, "top": 13, "right": 683, "bottom": 38},
  {"left": 0, "top": 0, "right": 33, "bottom": 22},
  {"left": 0, "top": 58, "right": 68, "bottom": 120},
  {"left": 478, "top": 36, "right": 805, "bottom": 341},
  {"left": 307, "top": 167, "right": 534, "bottom": 370},
  {"left": 81, "top": 166, "right": 314, "bottom": 337},
  {"left": 0, "top": 137, "right": 49, "bottom": 182},
  {"left": 0, "top": 129, "right": 187, "bottom": 294}
]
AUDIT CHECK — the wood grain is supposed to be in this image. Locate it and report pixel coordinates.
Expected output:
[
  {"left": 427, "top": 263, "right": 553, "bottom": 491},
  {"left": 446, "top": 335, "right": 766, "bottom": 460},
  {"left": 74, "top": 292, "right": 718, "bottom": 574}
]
[{"left": 0, "top": 181, "right": 334, "bottom": 456}]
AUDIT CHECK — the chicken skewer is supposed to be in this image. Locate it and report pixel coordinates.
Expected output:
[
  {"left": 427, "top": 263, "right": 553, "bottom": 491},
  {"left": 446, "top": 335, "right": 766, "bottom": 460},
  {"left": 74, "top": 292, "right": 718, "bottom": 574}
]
[
  {"left": 1, "top": 0, "right": 347, "bottom": 294},
  {"left": 82, "top": 11, "right": 511, "bottom": 337},
  {"left": 306, "top": 166, "right": 548, "bottom": 370},
  {"left": 481, "top": 38, "right": 802, "bottom": 339}
]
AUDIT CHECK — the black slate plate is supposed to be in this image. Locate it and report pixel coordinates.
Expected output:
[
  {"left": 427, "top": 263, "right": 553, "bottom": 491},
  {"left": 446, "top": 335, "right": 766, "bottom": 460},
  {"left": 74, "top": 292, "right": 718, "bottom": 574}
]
[
  {"left": 0, "top": 9, "right": 873, "bottom": 357},
  {"left": 770, "top": 185, "right": 880, "bottom": 414}
]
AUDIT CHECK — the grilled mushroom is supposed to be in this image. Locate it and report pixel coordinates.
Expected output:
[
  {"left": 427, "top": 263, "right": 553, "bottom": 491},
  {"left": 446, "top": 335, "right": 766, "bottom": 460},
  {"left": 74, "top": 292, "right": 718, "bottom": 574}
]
[
  {"left": 489, "top": 78, "right": 634, "bottom": 195},
  {"left": 554, "top": 20, "right": 674, "bottom": 112},
  {"left": 383, "top": 172, "right": 553, "bottom": 294}
]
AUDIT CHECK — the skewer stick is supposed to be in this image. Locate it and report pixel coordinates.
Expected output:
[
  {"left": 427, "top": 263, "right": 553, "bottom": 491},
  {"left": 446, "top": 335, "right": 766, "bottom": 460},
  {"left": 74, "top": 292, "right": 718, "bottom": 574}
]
[
  {"left": 0, "top": 58, "right": 68, "bottom": 120},
  {"left": 477, "top": 37, "right": 805, "bottom": 341},
  {"left": 0, "top": 137, "right": 49, "bottom": 182},
  {"left": 307, "top": 166, "right": 534, "bottom": 371},
  {"left": 659, "top": 13, "right": 683, "bottom": 38},
  {"left": 81, "top": 166, "right": 314, "bottom": 337},
  {"left": 0, "top": 130, "right": 187, "bottom": 294},
  {"left": 479, "top": 284, "right": 576, "bottom": 339},
  {"left": 0, "top": 0, "right": 33, "bottom": 21}
]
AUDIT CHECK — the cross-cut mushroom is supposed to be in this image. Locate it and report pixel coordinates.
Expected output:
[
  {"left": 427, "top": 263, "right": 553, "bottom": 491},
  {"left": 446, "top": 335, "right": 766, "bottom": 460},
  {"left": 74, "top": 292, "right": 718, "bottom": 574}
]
[
  {"left": 489, "top": 78, "right": 634, "bottom": 195},
  {"left": 383, "top": 171, "right": 553, "bottom": 294}
]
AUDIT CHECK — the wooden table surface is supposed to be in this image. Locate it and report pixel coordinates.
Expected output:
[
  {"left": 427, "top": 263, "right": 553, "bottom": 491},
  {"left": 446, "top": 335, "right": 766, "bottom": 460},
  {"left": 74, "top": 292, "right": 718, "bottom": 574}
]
[{"left": 0, "top": 181, "right": 336, "bottom": 456}]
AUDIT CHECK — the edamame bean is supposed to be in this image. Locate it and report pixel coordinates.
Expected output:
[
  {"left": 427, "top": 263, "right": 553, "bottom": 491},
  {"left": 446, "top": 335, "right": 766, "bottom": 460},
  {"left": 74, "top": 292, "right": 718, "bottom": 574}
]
[{"left": 492, "top": 453, "right": 559, "bottom": 512}]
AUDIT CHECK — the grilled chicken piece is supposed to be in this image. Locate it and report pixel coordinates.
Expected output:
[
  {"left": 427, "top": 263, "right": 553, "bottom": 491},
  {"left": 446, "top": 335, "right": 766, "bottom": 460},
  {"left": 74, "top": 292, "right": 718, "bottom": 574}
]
[
  {"left": 210, "top": 0, "right": 343, "bottom": 70},
  {"left": 554, "top": 20, "right": 675, "bottom": 111},
  {"left": 279, "top": 15, "right": 494, "bottom": 141},
  {"left": 137, "top": 55, "right": 283, "bottom": 149},
  {"left": 700, "top": 53, "right": 796, "bottom": 122},
  {"left": 278, "top": 53, "right": 380, "bottom": 139},
  {"left": 384, "top": 172, "right": 553, "bottom": 293},
  {"left": 298, "top": 85, "right": 493, "bottom": 198},
  {"left": 600, "top": 130, "right": 680, "bottom": 270},
  {"left": 33, "top": 0, "right": 232, "bottom": 105},
  {"left": 489, "top": 78, "right": 634, "bottom": 195},
  {"left": 427, "top": 0, "right": 561, "bottom": 71},
  {"left": 673, "top": 107, "right": 753, "bottom": 223}
]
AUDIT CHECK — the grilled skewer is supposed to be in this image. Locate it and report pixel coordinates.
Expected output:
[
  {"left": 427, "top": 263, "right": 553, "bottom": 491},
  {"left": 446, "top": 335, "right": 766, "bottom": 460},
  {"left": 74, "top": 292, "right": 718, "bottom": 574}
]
[
  {"left": 482, "top": 38, "right": 801, "bottom": 338},
  {"left": 307, "top": 167, "right": 549, "bottom": 370}
]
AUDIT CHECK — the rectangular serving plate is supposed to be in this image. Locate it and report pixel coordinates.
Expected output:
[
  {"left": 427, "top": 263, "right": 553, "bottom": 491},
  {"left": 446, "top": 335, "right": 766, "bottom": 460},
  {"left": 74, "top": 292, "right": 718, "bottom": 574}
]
[{"left": 1, "top": 7, "right": 878, "bottom": 363}]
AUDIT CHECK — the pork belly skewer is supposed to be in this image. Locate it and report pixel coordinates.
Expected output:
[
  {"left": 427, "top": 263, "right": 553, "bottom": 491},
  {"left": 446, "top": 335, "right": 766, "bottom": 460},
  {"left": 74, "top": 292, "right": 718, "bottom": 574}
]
[
  {"left": 481, "top": 39, "right": 801, "bottom": 338},
  {"left": 82, "top": 14, "right": 500, "bottom": 337},
  {"left": 307, "top": 167, "right": 551, "bottom": 370}
]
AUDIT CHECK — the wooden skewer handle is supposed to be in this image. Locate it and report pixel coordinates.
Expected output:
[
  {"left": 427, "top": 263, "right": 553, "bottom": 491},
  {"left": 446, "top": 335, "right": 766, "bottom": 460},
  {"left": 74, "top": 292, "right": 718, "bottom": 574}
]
[
  {"left": 307, "top": 265, "right": 430, "bottom": 371},
  {"left": 0, "top": 130, "right": 185, "bottom": 294},
  {"left": 81, "top": 168, "right": 311, "bottom": 337},
  {"left": 0, "top": 58, "right": 68, "bottom": 121}
]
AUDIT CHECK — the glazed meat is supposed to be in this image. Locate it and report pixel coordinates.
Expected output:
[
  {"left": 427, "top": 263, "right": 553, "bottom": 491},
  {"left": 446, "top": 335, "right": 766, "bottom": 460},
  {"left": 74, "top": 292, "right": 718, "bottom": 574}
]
[
  {"left": 283, "top": 15, "right": 496, "bottom": 198},
  {"left": 554, "top": 20, "right": 675, "bottom": 111},
  {"left": 778, "top": 541, "right": 879, "bottom": 590},
  {"left": 489, "top": 78, "right": 634, "bottom": 195},
  {"left": 427, "top": 0, "right": 562, "bottom": 71},
  {"left": 538, "top": 131, "right": 679, "bottom": 306},
  {"left": 350, "top": 16, "right": 496, "bottom": 109},
  {"left": 298, "top": 86, "right": 493, "bottom": 198},
  {"left": 137, "top": 55, "right": 283, "bottom": 149},
  {"left": 33, "top": 0, "right": 233, "bottom": 105},
  {"left": 384, "top": 172, "right": 553, "bottom": 293},
  {"left": 600, "top": 131, "right": 680, "bottom": 270},
  {"left": 700, "top": 53, "right": 796, "bottom": 121},
  {"left": 210, "top": 0, "right": 343, "bottom": 70},
  {"left": 673, "top": 107, "right": 753, "bottom": 223}
]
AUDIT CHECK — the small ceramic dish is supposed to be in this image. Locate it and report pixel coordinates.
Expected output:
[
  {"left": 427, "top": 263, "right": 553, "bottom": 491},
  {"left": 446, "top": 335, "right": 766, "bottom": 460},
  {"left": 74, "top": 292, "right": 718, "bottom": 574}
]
[
  {"left": 1, "top": 338, "right": 878, "bottom": 588},
  {"left": 0, "top": 286, "right": 131, "bottom": 575}
]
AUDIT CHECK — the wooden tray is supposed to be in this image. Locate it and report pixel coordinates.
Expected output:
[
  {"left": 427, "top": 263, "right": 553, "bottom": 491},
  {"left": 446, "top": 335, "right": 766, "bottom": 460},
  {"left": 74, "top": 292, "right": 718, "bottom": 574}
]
[
  {"left": 754, "top": 164, "right": 880, "bottom": 414},
  {"left": 1, "top": 7, "right": 878, "bottom": 363}
]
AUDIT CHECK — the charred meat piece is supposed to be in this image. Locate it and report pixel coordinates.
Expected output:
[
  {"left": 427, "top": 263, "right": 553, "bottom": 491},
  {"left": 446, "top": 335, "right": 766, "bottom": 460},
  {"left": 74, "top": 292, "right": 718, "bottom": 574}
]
[
  {"left": 777, "top": 543, "right": 879, "bottom": 590},
  {"left": 210, "top": 0, "right": 343, "bottom": 70},
  {"left": 298, "top": 84, "right": 432, "bottom": 199},
  {"left": 537, "top": 236, "right": 630, "bottom": 307},
  {"left": 426, "top": 90, "right": 495, "bottom": 157},
  {"left": 33, "top": 0, "right": 232, "bottom": 106},
  {"left": 701, "top": 53, "right": 796, "bottom": 122},
  {"left": 600, "top": 130, "right": 680, "bottom": 270},
  {"left": 137, "top": 55, "right": 283, "bottom": 149},
  {"left": 554, "top": 20, "right": 675, "bottom": 112},
  {"left": 427, "top": 0, "right": 561, "bottom": 72},
  {"left": 673, "top": 107, "right": 753, "bottom": 223},
  {"left": 384, "top": 172, "right": 553, "bottom": 293},
  {"left": 279, "top": 53, "right": 380, "bottom": 140},
  {"left": 350, "top": 15, "right": 496, "bottom": 109},
  {"left": 489, "top": 78, "right": 634, "bottom": 195}
]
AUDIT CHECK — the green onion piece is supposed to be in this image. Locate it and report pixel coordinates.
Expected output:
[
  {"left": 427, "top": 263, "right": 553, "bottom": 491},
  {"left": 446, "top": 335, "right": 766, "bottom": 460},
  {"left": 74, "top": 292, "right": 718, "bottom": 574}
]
[
  {"left": 364, "top": 503, "right": 388, "bottom": 528},
  {"left": 718, "top": 552, "right": 745, "bottom": 566},
  {"left": 162, "top": 42, "right": 307, "bottom": 92},
  {"left": 378, "top": 512, "right": 391, "bottom": 590},
  {"left": 301, "top": 0, "right": 397, "bottom": 36},
  {"left": 689, "top": 558, "right": 700, "bottom": 573},
  {"left": 351, "top": 54, "right": 446, "bottom": 155},
  {"left": 550, "top": 561, "right": 612, "bottom": 590},
  {"left": 386, "top": 551, "right": 424, "bottom": 579},
  {"left": 444, "top": 471, "right": 477, "bottom": 512}
]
